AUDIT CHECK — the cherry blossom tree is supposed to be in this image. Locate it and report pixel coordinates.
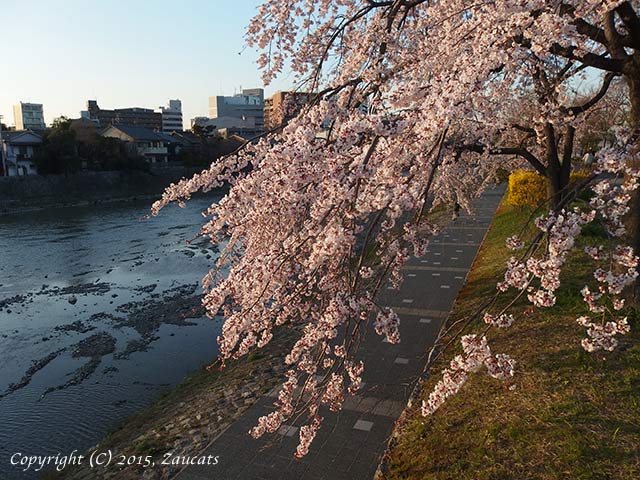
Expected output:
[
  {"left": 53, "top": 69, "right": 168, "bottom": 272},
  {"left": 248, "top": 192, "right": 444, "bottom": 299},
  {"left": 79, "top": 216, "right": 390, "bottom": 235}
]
[
  {"left": 152, "top": 0, "right": 639, "bottom": 454},
  {"left": 574, "top": 77, "right": 630, "bottom": 152}
]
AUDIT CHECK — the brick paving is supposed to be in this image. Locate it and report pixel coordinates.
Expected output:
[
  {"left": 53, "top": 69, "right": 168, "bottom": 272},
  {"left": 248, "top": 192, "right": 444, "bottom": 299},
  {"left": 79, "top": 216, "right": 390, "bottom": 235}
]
[{"left": 177, "top": 188, "right": 504, "bottom": 480}]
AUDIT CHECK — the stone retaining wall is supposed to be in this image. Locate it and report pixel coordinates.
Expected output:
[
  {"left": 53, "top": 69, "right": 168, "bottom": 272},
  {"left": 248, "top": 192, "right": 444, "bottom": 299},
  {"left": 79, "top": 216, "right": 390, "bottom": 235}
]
[{"left": 0, "top": 169, "right": 202, "bottom": 213}]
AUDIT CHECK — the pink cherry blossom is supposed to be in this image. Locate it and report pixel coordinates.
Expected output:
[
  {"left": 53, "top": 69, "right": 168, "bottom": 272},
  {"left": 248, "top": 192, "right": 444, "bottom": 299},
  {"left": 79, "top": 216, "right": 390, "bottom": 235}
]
[{"left": 151, "top": 0, "right": 640, "bottom": 454}]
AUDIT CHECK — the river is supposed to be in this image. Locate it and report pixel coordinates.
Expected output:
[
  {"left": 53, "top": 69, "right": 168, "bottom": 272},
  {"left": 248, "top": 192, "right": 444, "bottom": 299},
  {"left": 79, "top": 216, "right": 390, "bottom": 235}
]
[{"left": 0, "top": 194, "right": 224, "bottom": 479}]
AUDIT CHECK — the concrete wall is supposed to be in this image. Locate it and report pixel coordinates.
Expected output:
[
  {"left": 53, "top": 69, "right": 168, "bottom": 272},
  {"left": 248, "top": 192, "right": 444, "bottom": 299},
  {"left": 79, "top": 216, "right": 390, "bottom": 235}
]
[{"left": 0, "top": 169, "right": 205, "bottom": 214}]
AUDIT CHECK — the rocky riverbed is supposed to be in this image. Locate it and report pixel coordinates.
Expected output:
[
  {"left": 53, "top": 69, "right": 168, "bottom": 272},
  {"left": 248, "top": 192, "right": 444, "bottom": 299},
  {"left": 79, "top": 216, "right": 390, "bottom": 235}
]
[
  {"left": 0, "top": 282, "right": 205, "bottom": 401},
  {"left": 0, "top": 194, "right": 229, "bottom": 480}
]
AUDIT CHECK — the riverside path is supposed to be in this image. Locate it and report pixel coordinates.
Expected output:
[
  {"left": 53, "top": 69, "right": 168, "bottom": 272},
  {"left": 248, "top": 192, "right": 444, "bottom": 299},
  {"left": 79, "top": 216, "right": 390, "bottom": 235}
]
[{"left": 177, "top": 186, "right": 504, "bottom": 480}]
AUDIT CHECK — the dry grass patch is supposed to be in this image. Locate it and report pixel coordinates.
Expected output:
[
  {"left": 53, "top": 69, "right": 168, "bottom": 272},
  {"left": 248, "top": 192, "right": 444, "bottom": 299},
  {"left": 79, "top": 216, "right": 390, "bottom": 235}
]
[{"left": 382, "top": 203, "right": 640, "bottom": 480}]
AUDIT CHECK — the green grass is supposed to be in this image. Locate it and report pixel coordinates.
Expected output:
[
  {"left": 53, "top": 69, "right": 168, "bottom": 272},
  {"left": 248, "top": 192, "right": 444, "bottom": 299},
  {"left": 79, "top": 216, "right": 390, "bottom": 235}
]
[{"left": 381, "top": 203, "right": 640, "bottom": 480}]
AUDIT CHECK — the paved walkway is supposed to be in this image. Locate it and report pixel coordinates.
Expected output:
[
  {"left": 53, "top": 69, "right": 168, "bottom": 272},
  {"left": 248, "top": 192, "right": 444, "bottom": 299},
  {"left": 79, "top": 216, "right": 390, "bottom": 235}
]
[{"left": 177, "top": 188, "right": 504, "bottom": 480}]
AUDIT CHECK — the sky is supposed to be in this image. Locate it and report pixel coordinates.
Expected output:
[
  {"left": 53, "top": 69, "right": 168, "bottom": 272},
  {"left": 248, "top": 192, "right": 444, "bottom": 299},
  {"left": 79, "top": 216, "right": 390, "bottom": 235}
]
[{"left": 0, "top": 0, "right": 295, "bottom": 128}]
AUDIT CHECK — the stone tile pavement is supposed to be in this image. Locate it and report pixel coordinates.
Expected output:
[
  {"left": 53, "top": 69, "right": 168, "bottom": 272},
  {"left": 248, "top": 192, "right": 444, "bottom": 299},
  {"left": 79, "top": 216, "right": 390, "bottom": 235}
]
[{"left": 176, "top": 187, "right": 504, "bottom": 480}]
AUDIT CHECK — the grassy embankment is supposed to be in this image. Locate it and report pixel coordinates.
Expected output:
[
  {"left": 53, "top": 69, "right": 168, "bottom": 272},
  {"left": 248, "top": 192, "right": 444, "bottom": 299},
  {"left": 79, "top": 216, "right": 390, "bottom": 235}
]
[{"left": 382, "top": 201, "right": 640, "bottom": 480}]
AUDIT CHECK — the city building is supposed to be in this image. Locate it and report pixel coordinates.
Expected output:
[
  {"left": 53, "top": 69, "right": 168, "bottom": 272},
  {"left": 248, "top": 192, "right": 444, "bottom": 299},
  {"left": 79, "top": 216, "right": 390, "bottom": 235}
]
[
  {"left": 208, "top": 89, "right": 265, "bottom": 131},
  {"left": 99, "top": 125, "right": 172, "bottom": 164},
  {"left": 264, "top": 91, "right": 312, "bottom": 130},
  {"left": 83, "top": 100, "right": 162, "bottom": 130},
  {"left": 0, "top": 130, "right": 43, "bottom": 176},
  {"left": 159, "top": 99, "right": 183, "bottom": 133},
  {"left": 13, "top": 102, "right": 46, "bottom": 131}
]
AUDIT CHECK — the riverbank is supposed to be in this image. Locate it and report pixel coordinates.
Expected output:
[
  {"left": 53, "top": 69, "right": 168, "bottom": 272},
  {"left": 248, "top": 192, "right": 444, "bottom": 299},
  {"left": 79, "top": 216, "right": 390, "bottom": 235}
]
[
  {"left": 378, "top": 203, "right": 640, "bottom": 479},
  {"left": 0, "top": 194, "right": 234, "bottom": 479},
  {"left": 45, "top": 328, "right": 294, "bottom": 480},
  {"left": 0, "top": 169, "right": 222, "bottom": 215}
]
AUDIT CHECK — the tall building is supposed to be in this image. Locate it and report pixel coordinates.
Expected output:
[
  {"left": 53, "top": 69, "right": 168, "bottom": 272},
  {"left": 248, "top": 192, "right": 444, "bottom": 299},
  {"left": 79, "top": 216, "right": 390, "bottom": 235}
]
[
  {"left": 159, "top": 99, "right": 183, "bottom": 133},
  {"left": 84, "top": 100, "right": 162, "bottom": 130},
  {"left": 13, "top": 102, "right": 46, "bottom": 130},
  {"left": 264, "top": 91, "right": 312, "bottom": 130},
  {"left": 208, "top": 89, "right": 264, "bottom": 131}
]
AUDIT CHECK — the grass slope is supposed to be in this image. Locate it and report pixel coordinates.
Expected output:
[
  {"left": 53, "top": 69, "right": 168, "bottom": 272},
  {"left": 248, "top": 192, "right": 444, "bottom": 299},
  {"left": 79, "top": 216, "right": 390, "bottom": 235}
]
[{"left": 382, "top": 203, "right": 640, "bottom": 480}]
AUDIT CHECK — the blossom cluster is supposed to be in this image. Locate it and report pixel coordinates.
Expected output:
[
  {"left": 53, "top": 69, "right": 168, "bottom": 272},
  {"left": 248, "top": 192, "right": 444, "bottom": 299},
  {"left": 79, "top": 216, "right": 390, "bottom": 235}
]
[
  {"left": 422, "top": 335, "right": 515, "bottom": 415},
  {"left": 374, "top": 308, "right": 401, "bottom": 344},
  {"left": 576, "top": 316, "right": 630, "bottom": 352},
  {"left": 575, "top": 142, "right": 639, "bottom": 351},
  {"left": 497, "top": 208, "right": 594, "bottom": 310},
  {"left": 249, "top": 371, "right": 298, "bottom": 439}
]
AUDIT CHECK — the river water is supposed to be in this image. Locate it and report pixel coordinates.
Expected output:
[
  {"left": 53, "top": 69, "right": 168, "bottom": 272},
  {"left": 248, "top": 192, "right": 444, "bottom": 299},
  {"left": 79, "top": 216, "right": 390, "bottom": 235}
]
[{"left": 0, "top": 195, "right": 224, "bottom": 479}]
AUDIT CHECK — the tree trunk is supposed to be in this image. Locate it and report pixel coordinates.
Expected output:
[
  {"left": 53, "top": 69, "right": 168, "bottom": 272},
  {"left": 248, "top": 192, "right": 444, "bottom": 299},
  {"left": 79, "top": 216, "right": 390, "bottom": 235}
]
[
  {"left": 545, "top": 123, "right": 573, "bottom": 210},
  {"left": 546, "top": 165, "right": 564, "bottom": 210}
]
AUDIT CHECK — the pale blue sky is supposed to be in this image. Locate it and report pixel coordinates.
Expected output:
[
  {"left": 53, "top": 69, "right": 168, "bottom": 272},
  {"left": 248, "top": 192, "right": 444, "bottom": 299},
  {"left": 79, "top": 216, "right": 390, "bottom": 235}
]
[{"left": 0, "top": 0, "right": 295, "bottom": 127}]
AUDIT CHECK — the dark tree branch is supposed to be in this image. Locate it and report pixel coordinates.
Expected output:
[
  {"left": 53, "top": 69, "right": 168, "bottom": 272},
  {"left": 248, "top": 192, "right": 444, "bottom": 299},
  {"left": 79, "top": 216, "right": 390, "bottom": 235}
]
[
  {"left": 549, "top": 43, "right": 625, "bottom": 72},
  {"left": 561, "top": 125, "right": 575, "bottom": 179},
  {"left": 569, "top": 72, "right": 619, "bottom": 115},
  {"left": 458, "top": 142, "right": 547, "bottom": 176},
  {"left": 512, "top": 123, "right": 536, "bottom": 135},
  {"left": 558, "top": 3, "right": 608, "bottom": 45},
  {"left": 560, "top": 3, "right": 637, "bottom": 49},
  {"left": 604, "top": 10, "right": 631, "bottom": 58},
  {"left": 615, "top": 2, "right": 640, "bottom": 48},
  {"left": 573, "top": 17, "right": 608, "bottom": 45}
]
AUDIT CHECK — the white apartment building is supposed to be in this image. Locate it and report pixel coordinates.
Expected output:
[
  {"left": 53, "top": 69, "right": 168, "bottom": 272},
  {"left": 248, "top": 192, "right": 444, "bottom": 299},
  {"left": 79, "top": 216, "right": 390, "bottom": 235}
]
[
  {"left": 13, "top": 102, "right": 46, "bottom": 130},
  {"left": 208, "top": 89, "right": 264, "bottom": 130},
  {"left": 159, "top": 99, "right": 183, "bottom": 133}
]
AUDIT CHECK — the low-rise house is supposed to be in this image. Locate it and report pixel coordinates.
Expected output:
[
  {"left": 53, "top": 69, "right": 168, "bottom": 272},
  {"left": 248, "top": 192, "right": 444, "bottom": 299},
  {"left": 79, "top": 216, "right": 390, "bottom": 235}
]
[
  {"left": 99, "top": 125, "right": 170, "bottom": 164},
  {"left": 168, "top": 130, "right": 244, "bottom": 167},
  {"left": 170, "top": 130, "right": 201, "bottom": 154},
  {"left": 0, "top": 130, "right": 43, "bottom": 176}
]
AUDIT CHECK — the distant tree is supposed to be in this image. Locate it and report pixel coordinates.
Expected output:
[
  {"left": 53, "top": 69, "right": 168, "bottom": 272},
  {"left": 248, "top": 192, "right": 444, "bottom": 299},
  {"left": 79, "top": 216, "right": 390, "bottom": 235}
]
[
  {"left": 192, "top": 124, "right": 216, "bottom": 140},
  {"left": 51, "top": 116, "right": 71, "bottom": 130},
  {"left": 175, "top": 133, "right": 244, "bottom": 168},
  {"left": 35, "top": 117, "right": 81, "bottom": 175},
  {"left": 77, "top": 135, "right": 148, "bottom": 172}
]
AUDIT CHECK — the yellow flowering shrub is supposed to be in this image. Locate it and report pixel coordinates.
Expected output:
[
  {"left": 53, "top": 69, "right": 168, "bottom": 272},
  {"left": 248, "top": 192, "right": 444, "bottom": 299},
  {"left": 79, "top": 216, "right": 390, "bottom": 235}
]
[
  {"left": 507, "top": 170, "right": 546, "bottom": 207},
  {"left": 570, "top": 171, "right": 589, "bottom": 184},
  {"left": 507, "top": 170, "right": 590, "bottom": 208}
]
